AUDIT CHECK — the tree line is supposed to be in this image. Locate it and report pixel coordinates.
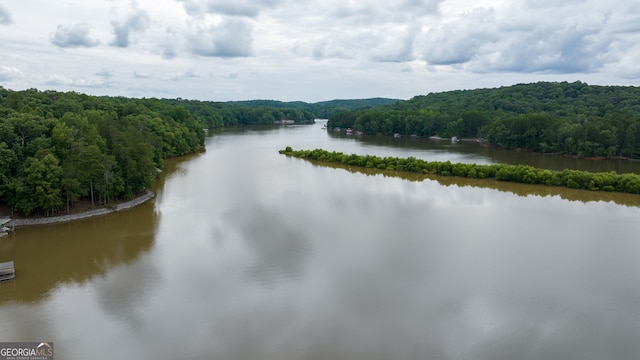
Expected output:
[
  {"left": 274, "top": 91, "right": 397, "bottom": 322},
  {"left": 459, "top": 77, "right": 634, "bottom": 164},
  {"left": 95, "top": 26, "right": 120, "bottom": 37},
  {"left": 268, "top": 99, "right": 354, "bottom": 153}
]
[
  {"left": 280, "top": 147, "right": 640, "bottom": 195},
  {"left": 161, "top": 97, "right": 398, "bottom": 128},
  {"left": 0, "top": 88, "right": 205, "bottom": 216},
  {"left": 0, "top": 87, "right": 397, "bottom": 216},
  {"left": 327, "top": 81, "right": 640, "bottom": 158}
]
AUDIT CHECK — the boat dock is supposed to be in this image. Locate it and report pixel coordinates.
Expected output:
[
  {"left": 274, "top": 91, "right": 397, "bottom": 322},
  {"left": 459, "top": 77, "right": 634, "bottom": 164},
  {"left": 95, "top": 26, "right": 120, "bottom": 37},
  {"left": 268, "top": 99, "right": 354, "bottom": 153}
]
[
  {"left": 0, "top": 261, "right": 15, "bottom": 281},
  {"left": 0, "top": 218, "right": 10, "bottom": 238}
]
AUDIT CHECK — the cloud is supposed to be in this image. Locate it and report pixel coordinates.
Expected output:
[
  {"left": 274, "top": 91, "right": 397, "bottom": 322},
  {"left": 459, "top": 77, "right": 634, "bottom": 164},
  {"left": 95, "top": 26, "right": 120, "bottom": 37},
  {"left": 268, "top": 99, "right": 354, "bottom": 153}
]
[
  {"left": 3, "top": 0, "right": 640, "bottom": 101},
  {"left": 472, "top": 3, "right": 612, "bottom": 73},
  {"left": 134, "top": 71, "right": 153, "bottom": 79},
  {"left": 96, "top": 69, "right": 113, "bottom": 78},
  {"left": 178, "top": 0, "right": 281, "bottom": 17},
  {"left": 311, "top": 39, "right": 354, "bottom": 60},
  {"left": 158, "top": 29, "right": 180, "bottom": 59},
  {"left": 417, "top": 7, "right": 495, "bottom": 66},
  {"left": 45, "top": 74, "right": 112, "bottom": 88},
  {"left": 0, "top": 66, "right": 23, "bottom": 81},
  {"left": 51, "top": 23, "right": 100, "bottom": 48},
  {"left": 0, "top": 4, "right": 12, "bottom": 25},
  {"left": 187, "top": 18, "right": 253, "bottom": 57},
  {"left": 164, "top": 70, "right": 201, "bottom": 81},
  {"left": 320, "top": 0, "right": 443, "bottom": 25},
  {"left": 416, "top": 3, "right": 614, "bottom": 74},
  {"left": 401, "top": 0, "right": 444, "bottom": 14},
  {"left": 111, "top": 10, "right": 150, "bottom": 48},
  {"left": 480, "top": 26, "right": 609, "bottom": 73},
  {"left": 370, "top": 25, "right": 420, "bottom": 63}
]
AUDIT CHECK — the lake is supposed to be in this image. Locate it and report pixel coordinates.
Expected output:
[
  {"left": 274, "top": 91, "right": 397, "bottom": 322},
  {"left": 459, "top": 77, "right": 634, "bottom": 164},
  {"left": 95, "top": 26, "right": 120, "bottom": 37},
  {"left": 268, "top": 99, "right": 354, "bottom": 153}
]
[{"left": 2, "top": 120, "right": 640, "bottom": 360}]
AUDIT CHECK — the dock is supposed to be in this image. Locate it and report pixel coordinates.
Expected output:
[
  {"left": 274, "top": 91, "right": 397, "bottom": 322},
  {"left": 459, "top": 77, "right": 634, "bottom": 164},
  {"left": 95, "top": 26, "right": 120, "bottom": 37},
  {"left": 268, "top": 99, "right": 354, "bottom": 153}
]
[
  {"left": 1, "top": 217, "right": 10, "bottom": 238},
  {"left": 0, "top": 261, "right": 15, "bottom": 281}
]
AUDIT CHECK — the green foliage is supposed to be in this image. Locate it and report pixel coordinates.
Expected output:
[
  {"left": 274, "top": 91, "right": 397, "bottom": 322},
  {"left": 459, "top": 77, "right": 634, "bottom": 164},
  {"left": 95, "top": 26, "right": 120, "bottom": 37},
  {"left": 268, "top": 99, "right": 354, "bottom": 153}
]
[
  {"left": 1, "top": 87, "right": 393, "bottom": 216},
  {"left": 163, "top": 97, "right": 397, "bottom": 129},
  {"left": 0, "top": 88, "right": 206, "bottom": 216},
  {"left": 326, "top": 82, "right": 640, "bottom": 158},
  {"left": 280, "top": 147, "right": 640, "bottom": 195}
]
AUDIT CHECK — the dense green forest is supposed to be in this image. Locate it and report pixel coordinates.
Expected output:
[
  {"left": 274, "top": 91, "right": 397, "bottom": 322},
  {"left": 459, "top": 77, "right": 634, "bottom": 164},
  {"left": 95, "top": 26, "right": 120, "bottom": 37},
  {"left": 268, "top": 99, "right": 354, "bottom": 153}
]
[
  {"left": 228, "top": 98, "right": 400, "bottom": 119},
  {"left": 327, "top": 82, "right": 640, "bottom": 158},
  {"left": 0, "top": 87, "right": 395, "bottom": 216},
  {"left": 280, "top": 147, "right": 640, "bottom": 195},
  {"left": 169, "top": 97, "right": 398, "bottom": 128},
  {"left": 0, "top": 87, "right": 207, "bottom": 216}
]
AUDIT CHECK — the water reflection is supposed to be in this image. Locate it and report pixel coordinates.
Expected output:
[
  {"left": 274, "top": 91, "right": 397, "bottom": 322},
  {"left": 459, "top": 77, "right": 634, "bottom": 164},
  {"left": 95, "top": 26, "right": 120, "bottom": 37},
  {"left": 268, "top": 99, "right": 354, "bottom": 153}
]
[
  {"left": 329, "top": 131, "right": 640, "bottom": 174},
  {"left": 0, "top": 202, "right": 158, "bottom": 304},
  {"left": 299, "top": 157, "right": 640, "bottom": 207},
  {"left": 223, "top": 205, "right": 308, "bottom": 284},
  {"left": 2, "top": 122, "right": 640, "bottom": 360}
]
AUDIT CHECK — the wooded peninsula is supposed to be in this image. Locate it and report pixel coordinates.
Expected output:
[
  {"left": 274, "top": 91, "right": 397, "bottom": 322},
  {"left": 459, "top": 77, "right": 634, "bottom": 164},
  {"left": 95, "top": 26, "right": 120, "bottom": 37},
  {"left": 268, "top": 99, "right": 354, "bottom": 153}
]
[{"left": 279, "top": 147, "right": 640, "bottom": 195}]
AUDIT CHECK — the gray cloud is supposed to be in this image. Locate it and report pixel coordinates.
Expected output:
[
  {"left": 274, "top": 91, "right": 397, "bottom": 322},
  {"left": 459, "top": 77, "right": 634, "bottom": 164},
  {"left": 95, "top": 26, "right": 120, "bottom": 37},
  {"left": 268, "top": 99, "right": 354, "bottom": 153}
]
[
  {"left": 178, "top": 0, "right": 281, "bottom": 17},
  {"left": 311, "top": 39, "right": 354, "bottom": 60},
  {"left": 370, "top": 25, "right": 420, "bottom": 63},
  {"left": 111, "top": 10, "right": 150, "bottom": 48},
  {"left": 421, "top": 27, "right": 484, "bottom": 65},
  {"left": 3, "top": 0, "right": 640, "bottom": 101},
  {"left": 188, "top": 18, "right": 253, "bottom": 57},
  {"left": 0, "top": 4, "right": 12, "bottom": 25},
  {"left": 96, "top": 69, "right": 113, "bottom": 78},
  {"left": 483, "top": 27, "right": 609, "bottom": 73},
  {"left": 51, "top": 23, "right": 99, "bottom": 48},
  {"left": 158, "top": 28, "right": 180, "bottom": 59},
  {"left": 417, "top": 3, "right": 614, "bottom": 74},
  {"left": 474, "top": 3, "right": 612, "bottom": 73}
]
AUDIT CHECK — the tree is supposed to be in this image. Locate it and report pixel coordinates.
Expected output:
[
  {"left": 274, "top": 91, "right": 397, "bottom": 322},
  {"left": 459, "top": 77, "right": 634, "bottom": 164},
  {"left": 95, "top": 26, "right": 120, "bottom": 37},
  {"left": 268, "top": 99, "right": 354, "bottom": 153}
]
[{"left": 16, "top": 153, "right": 63, "bottom": 215}]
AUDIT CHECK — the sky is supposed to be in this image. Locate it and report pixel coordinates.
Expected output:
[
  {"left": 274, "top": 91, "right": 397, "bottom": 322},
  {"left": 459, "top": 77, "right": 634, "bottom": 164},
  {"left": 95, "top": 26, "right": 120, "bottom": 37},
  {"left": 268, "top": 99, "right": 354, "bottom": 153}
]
[{"left": 1, "top": 0, "right": 640, "bottom": 102}]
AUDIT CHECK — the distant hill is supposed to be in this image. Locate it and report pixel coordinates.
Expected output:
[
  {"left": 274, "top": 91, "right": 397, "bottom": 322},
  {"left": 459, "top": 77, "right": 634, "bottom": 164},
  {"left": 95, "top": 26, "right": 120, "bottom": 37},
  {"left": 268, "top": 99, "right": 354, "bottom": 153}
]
[
  {"left": 327, "top": 81, "right": 640, "bottom": 158},
  {"left": 229, "top": 97, "right": 400, "bottom": 119}
]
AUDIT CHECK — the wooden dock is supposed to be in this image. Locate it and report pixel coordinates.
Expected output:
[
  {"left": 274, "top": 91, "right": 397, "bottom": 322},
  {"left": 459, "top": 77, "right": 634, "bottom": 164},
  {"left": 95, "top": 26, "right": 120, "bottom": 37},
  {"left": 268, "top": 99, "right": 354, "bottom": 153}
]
[{"left": 0, "top": 261, "right": 15, "bottom": 281}]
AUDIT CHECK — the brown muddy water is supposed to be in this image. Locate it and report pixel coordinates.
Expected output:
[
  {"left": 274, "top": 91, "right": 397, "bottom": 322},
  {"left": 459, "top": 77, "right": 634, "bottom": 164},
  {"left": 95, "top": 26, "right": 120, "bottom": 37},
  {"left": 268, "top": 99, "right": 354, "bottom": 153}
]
[{"left": 2, "top": 120, "right": 640, "bottom": 360}]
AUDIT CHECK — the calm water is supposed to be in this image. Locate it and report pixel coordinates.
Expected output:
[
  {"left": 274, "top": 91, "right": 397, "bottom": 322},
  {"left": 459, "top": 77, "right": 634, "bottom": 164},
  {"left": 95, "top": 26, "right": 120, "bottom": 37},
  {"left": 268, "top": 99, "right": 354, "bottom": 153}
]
[{"left": 2, "top": 121, "right": 640, "bottom": 360}]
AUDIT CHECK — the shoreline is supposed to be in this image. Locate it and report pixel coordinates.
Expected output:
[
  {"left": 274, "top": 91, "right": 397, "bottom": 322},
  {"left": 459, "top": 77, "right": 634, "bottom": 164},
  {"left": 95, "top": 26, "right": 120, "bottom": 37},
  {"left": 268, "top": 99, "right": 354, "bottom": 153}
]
[{"left": 3, "top": 191, "right": 155, "bottom": 230}]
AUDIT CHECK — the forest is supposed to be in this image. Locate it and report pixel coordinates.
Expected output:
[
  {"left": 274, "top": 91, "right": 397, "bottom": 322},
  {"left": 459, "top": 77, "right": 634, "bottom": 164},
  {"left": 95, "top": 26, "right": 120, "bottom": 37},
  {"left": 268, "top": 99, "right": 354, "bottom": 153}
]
[
  {"left": 167, "top": 97, "right": 398, "bottom": 128},
  {"left": 0, "top": 87, "right": 395, "bottom": 216},
  {"left": 5, "top": 81, "right": 640, "bottom": 216},
  {"left": 327, "top": 81, "right": 640, "bottom": 158},
  {"left": 0, "top": 87, "right": 206, "bottom": 216},
  {"left": 280, "top": 147, "right": 640, "bottom": 195}
]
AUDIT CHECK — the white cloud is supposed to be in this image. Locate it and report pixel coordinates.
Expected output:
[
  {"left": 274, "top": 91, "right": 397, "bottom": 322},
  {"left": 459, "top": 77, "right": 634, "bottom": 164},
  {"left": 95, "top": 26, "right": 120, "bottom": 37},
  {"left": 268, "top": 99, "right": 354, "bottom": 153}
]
[
  {"left": 51, "top": 23, "right": 100, "bottom": 48},
  {"left": 0, "top": 66, "right": 23, "bottom": 81},
  {"left": 45, "top": 73, "right": 113, "bottom": 88},
  {"left": 0, "top": 0, "right": 639, "bottom": 101}
]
